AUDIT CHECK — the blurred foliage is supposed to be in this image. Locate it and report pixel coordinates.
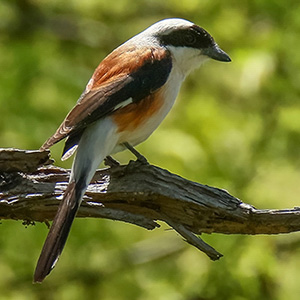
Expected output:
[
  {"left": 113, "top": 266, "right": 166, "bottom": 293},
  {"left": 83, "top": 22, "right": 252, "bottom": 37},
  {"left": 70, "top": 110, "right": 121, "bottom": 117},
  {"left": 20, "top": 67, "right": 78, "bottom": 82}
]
[{"left": 1, "top": 0, "right": 300, "bottom": 299}]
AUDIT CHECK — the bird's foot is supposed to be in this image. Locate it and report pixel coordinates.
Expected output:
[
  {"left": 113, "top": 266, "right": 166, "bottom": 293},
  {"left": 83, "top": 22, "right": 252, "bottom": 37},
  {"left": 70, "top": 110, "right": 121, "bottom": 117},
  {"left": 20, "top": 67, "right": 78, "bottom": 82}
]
[
  {"left": 104, "top": 156, "right": 120, "bottom": 168},
  {"left": 123, "top": 142, "right": 148, "bottom": 165}
]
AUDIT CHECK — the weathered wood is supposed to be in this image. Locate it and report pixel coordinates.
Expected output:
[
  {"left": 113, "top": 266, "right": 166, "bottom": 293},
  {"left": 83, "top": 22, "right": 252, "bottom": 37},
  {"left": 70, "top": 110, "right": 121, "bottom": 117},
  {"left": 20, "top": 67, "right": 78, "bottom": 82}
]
[
  {"left": 0, "top": 148, "right": 299, "bottom": 260},
  {"left": 0, "top": 148, "right": 53, "bottom": 173}
]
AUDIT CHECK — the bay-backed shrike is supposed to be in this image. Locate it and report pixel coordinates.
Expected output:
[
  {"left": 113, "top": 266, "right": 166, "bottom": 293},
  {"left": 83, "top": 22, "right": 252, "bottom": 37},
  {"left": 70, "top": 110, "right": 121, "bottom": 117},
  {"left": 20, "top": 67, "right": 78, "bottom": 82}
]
[{"left": 34, "top": 18, "right": 231, "bottom": 282}]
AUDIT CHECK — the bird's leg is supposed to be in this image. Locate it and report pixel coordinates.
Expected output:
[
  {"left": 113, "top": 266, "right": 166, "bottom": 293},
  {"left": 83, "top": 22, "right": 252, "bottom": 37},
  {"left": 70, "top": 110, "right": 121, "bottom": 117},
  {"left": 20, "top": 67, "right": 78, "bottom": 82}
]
[
  {"left": 123, "top": 142, "right": 148, "bottom": 164},
  {"left": 104, "top": 155, "right": 120, "bottom": 167}
]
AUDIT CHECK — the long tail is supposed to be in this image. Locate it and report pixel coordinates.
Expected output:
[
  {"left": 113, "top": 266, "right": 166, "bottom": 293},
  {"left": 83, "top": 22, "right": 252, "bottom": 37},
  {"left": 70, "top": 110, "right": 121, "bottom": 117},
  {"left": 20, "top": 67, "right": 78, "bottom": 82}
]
[
  {"left": 34, "top": 118, "right": 118, "bottom": 283},
  {"left": 33, "top": 181, "right": 80, "bottom": 282}
]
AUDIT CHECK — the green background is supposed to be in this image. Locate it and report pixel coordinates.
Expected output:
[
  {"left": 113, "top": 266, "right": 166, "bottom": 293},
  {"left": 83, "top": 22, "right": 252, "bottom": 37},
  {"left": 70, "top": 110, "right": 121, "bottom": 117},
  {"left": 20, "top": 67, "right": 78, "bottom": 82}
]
[{"left": 1, "top": 0, "right": 300, "bottom": 299}]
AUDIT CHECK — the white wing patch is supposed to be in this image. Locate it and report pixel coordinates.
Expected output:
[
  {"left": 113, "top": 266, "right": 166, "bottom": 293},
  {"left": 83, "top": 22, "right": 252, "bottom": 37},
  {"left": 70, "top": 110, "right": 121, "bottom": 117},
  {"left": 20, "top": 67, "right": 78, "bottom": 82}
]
[
  {"left": 61, "top": 145, "right": 78, "bottom": 161},
  {"left": 113, "top": 97, "right": 133, "bottom": 111}
]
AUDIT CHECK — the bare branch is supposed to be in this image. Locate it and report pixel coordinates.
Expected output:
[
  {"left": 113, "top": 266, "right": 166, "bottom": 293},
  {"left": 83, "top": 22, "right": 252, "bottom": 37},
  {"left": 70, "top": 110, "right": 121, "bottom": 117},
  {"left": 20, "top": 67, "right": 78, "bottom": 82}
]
[{"left": 1, "top": 148, "right": 299, "bottom": 260}]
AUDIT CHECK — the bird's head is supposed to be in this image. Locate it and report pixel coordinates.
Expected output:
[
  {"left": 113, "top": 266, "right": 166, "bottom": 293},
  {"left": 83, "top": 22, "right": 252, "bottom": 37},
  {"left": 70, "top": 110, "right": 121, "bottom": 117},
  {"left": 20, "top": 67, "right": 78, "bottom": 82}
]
[{"left": 132, "top": 18, "right": 231, "bottom": 76}]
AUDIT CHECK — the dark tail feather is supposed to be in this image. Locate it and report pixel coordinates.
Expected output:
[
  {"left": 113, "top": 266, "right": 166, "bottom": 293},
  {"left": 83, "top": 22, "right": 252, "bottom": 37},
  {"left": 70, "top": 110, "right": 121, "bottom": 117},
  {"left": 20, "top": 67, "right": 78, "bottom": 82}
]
[{"left": 34, "top": 181, "right": 80, "bottom": 283}]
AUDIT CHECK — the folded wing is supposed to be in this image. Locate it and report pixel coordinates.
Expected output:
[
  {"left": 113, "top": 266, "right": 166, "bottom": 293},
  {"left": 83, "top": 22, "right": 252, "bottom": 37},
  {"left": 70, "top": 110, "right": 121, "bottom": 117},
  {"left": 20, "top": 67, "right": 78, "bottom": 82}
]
[{"left": 40, "top": 45, "right": 172, "bottom": 157}]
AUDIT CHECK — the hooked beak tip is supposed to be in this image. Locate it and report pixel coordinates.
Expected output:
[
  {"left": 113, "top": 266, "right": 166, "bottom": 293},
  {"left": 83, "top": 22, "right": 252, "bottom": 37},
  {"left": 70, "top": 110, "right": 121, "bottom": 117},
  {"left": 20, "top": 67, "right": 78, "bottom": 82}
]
[{"left": 203, "top": 45, "right": 231, "bottom": 62}]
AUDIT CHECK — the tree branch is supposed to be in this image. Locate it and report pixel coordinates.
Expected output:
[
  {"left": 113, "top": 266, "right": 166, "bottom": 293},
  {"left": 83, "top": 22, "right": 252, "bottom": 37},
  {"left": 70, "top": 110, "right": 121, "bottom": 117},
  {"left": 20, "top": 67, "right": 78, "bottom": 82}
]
[{"left": 1, "top": 148, "right": 299, "bottom": 260}]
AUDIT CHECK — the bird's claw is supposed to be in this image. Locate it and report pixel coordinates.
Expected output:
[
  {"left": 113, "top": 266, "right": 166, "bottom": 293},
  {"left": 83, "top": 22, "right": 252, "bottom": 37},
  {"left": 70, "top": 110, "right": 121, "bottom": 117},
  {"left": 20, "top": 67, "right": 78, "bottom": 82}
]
[{"left": 104, "top": 156, "right": 120, "bottom": 168}]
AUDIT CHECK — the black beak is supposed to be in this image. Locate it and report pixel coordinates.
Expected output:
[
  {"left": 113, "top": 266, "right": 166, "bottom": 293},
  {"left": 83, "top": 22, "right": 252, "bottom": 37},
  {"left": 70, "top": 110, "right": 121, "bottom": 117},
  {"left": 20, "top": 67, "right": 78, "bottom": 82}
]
[{"left": 203, "top": 44, "right": 231, "bottom": 62}]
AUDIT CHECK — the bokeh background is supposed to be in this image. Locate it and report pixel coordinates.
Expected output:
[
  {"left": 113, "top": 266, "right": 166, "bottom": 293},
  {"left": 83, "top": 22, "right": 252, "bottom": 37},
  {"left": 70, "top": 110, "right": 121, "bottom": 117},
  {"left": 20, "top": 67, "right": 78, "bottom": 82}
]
[{"left": 1, "top": 0, "right": 300, "bottom": 299}]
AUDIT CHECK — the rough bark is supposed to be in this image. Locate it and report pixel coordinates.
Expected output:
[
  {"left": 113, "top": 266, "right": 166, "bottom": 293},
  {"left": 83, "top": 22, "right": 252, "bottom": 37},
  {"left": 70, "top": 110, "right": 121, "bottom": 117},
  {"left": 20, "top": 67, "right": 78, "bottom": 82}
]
[{"left": 1, "top": 148, "right": 299, "bottom": 260}]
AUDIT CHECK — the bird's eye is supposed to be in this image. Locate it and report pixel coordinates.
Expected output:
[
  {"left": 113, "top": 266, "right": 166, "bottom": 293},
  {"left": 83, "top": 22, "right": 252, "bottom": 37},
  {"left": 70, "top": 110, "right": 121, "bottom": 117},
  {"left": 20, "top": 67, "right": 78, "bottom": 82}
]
[{"left": 184, "top": 33, "right": 197, "bottom": 45}]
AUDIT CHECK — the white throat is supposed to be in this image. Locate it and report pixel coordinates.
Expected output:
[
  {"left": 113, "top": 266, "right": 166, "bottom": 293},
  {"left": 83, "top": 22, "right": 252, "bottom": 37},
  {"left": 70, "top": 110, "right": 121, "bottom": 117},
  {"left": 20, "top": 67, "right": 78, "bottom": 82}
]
[{"left": 167, "top": 46, "right": 209, "bottom": 77}]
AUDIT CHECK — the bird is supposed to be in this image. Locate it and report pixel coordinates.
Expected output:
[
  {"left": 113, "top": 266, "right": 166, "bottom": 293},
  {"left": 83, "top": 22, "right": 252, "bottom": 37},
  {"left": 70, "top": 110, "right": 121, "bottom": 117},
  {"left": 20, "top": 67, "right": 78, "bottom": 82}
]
[{"left": 34, "top": 18, "right": 231, "bottom": 282}]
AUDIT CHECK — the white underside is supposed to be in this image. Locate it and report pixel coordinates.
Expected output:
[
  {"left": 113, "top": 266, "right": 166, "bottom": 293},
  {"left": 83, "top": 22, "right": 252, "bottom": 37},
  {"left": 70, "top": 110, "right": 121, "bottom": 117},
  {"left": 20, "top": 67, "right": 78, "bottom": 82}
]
[{"left": 70, "top": 117, "right": 118, "bottom": 189}]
